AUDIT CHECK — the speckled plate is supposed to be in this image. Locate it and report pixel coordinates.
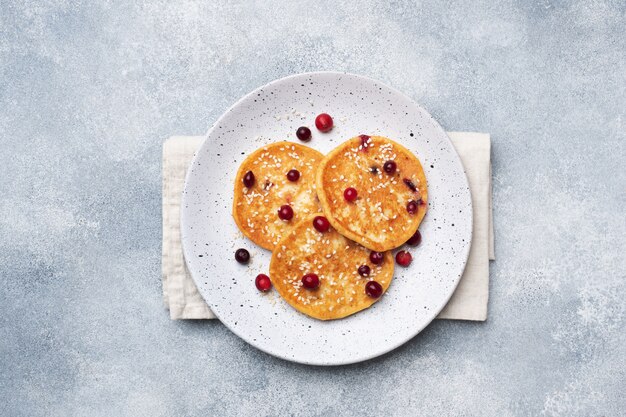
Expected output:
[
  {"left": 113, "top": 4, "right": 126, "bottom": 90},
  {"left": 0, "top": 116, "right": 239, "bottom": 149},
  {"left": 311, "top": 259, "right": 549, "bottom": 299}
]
[{"left": 181, "top": 72, "right": 472, "bottom": 365}]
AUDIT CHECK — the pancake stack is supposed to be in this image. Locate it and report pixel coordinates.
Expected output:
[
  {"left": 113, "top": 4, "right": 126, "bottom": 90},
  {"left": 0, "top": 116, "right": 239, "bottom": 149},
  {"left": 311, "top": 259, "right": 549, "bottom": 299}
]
[{"left": 232, "top": 136, "right": 427, "bottom": 320}]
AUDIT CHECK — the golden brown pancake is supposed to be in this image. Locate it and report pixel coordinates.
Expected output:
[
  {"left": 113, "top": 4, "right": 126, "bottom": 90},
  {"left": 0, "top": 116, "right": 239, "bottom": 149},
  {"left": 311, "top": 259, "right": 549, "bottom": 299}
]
[
  {"left": 233, "top": 142, "right": 324, "bottom": 250},
  {"left": 269, "top": 214, "right": 394, "bottom": 320},
  {"left": 315, "top": 135, "right": 428, "bottom": 251}
]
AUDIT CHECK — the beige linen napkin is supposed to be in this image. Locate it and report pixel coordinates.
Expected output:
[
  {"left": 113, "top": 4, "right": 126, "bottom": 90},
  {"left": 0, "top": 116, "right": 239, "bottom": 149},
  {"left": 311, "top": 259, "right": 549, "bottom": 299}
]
[
  {"left": 162, "top": 132, "right": 494, "bottom": 321},
  {"left": 162, "top": 136, "right": 215, "bottom": 319},
  {"left": 437, "top": 132, "right": 493, "bottom": 320}
]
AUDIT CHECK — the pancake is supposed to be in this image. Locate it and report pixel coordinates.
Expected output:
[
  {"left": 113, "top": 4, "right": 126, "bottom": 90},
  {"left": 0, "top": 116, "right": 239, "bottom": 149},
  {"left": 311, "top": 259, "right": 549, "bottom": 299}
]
[
  {"left": 315, "top": 135, "right": 428, "bottom": 251},
  {"left": 269, "top": 214, "right": 394, "bottom": 320},
  {"left": 233, "top": 142, "right": 324, "bottom": 250}
]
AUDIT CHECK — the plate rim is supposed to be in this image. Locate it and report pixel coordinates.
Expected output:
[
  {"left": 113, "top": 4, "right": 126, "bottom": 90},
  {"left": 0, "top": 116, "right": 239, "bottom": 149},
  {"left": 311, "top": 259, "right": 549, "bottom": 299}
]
[{"left": 181, "top": 71, "right": 473, "bottom": 365}]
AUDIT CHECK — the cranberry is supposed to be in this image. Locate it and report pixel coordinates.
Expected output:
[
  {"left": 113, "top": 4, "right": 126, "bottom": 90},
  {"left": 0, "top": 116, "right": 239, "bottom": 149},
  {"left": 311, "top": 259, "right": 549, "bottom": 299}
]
[
  {"left": 365, "top": 281, "right": 383, "bottom": 298},
  {"left": 301, "top": 273, "right": 320, "bottom": 289},
  {"left": 383, "top": 160, "right": 397, "bottom": 174},
  {"left": 296, "top": 126, "right": 311, "bottom": 142},
  {"left": 344, "top": 187, "right": 358, "bottom": 202},
  {"left": 286, "top": 169, "right": 300, "bottom": 182},
  {"left": 358, "top": 265, "right": 371, "bottom": 277},
  {"left": 369, "top": 251, "right": 384, "bottom": 265},
  {"left": 243, "top": 171, "right": 255, "bottom": 188},
  {"left": 403, "top": 178, "right": 418, "bottom": 192},
  {"left": 406, "top": 230, "right": 422, "bottom": 246},
  {"left": 255, "top": 274, "right": 272, "bottom": 292},
  {"left": 315, "top": 113, "right": 333, "bottom": 132},
  {"left": 235, "top": 248, "right": 250, "bottom": 264},
  {"left": 312, "top": 216, "right": 330, "bottom": 233},
  {"left": 395, "top": 250, "right": 412, "bottom": 267},
  {"left": 359, "top": 134, "right": 371, "bottom": 148},
  {"left": 278, "top": 204, "right": 294, "bottom": 221},
  {"left": 406, "top": 200, "right": 418, "bottom": 214}
]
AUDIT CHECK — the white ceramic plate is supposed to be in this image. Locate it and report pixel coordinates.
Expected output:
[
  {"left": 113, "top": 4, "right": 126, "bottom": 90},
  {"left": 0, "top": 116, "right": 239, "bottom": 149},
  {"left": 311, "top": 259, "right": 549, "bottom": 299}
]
[{"left": 181, "top": 72, "right": 472, "bottom": 365}]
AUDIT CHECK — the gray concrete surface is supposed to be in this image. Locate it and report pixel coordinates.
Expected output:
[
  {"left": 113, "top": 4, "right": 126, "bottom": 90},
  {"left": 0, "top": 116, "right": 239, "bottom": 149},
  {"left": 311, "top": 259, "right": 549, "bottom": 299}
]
[{"left": 1, "top": 1, "right": 624, "bottom": 416}]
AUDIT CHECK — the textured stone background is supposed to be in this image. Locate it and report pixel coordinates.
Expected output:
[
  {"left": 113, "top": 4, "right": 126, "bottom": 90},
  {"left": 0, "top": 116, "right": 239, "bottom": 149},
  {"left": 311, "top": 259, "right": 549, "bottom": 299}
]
[{"left": 1, "top": 1, "right": 624, "bottom": 416}]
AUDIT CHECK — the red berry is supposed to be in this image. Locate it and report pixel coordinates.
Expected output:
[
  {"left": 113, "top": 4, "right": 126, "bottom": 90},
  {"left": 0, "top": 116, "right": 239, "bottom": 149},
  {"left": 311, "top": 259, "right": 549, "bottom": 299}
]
[
  {"left": 359, "top": 134, "right": 371, "bottom": 148},
  {"left": 395, "top": 250, "right": 412, "bottom": 267},
  {"left": 365, "top": 281, "right": 383, "bottom": 298},
  {"left": 235, "top": 248, "right": 250, "bottom": 264},
  {"left": 296, "top": 126, "right": 311, "bottom": 142},
  {"left": 406, "top": 200, "right": 418, "bottom": 214},
  {"left": 369, "top": 251, "right": 384, "bottom": 265},
  {"left": 301, "top": 273, "right": 320, "bottom": 289},
  {"left": 243, "top": 171, "right": 255, "bottom": 188},
  {"left": 255, "top": 274, "right": 272, "bottom": 292},
  {"left": 383, "top": 160, "right": 397, "bottom": 174},
  {"left": 286, "top": 169, "right": 300, "bottom": 182},
  {"left": 358, "top": 265, "right": 371, "bottom": 277},
  {"left": 313, "top": 216, "right": 330, "bottom": 233},
  {"left": 315, "top": 113, "right": 333, "bottom": 132},
  {"left": 403, "top": 178, "right": 418, "bottom": 192},
  {"left": 407, "top": 230, "right": 422, "bottom": 246},
  {"left": 278, "top": 204, "right": 294, "bottom": 221},
  {"left": 344, "top": 187, "right": 358, "bottom": 202}
]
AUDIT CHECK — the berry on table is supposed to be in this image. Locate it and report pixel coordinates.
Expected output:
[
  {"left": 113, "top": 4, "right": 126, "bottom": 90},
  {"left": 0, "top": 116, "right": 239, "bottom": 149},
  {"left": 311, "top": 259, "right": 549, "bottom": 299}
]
[
  {"left": 315, "top": 113, "right": 333, "bottom": 132},
  {"left": 235, "top": 248, "right": 250, "bottom": 264},
  {"left": 255, "top": 274, "right": 272, "bottom": 292},
  {"left": 395, "top": 250, "right": 412, "bottom": 267},
  {"left": 296, "top": 126, "right": 312, "bottom": 141}
]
